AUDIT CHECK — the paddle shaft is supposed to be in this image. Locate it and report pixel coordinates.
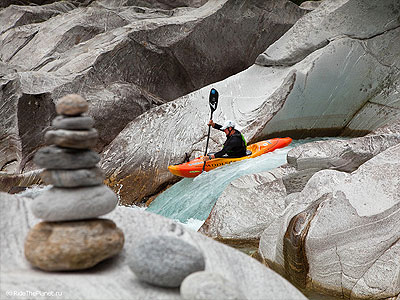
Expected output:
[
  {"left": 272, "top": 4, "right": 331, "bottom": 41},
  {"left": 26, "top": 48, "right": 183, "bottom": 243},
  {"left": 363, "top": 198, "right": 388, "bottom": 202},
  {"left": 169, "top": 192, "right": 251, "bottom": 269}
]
[{"left": 202, "top": 110, "right": 214, "bottom": 172}]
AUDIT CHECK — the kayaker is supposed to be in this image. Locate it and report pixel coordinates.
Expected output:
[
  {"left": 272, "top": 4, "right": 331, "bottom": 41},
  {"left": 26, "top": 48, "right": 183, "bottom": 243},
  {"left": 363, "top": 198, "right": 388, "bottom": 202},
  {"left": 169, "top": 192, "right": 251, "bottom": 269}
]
[{"left": 203, "top": 120, "right": 247, "bottom": 161}]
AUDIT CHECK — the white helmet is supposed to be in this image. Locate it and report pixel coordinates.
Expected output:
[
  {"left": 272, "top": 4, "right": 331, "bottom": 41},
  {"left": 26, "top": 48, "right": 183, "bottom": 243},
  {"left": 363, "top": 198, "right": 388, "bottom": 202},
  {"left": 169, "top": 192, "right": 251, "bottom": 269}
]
[{"left": 221, "top": 120, "right": 235, "bottom": 130}]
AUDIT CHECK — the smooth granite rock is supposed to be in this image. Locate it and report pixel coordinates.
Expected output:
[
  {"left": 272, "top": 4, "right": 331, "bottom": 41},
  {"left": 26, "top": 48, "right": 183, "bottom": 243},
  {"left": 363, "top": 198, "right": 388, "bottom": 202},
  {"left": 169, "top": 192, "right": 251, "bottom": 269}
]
[
  {"left": 52, "top": 115, "right": 94, "bottom": 130},
  {"left": 56, "top": 94, "right": 88, "bottom": 116},
  {"left": 44, "top": 128, "right": 98, "bottom": 149},
  {"left": 199, "top": 173, "right": 287, "bottom": 243},
  {"left": 259, "top": 143, "right": 400, "bottom": 299},
  {"left": 24, "top": 219, "right": 124, "bottom": 271},
  {"left": 128, "top": 235, "right": 205, "bottom": 287},
  {"left": 40, "top": 167, "right": 105, "bottom": 187},
  {"left": 33, "top": 145, "right": 100, "bottom": 169},
  {"left": 180, "top": 271, "right": 247, "bottom": 300},
  {"left": 31, "top": 185, "right": 118, "bottom": 221},
  {"left": 1, "top": 192, "right": 307, "bottom": 300}
]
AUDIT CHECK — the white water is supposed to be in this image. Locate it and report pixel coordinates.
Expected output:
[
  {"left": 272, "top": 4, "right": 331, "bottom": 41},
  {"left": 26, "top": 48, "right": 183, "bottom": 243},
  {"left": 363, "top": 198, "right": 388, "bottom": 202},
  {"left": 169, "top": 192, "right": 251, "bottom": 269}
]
[{"left": 147, "top": 138, "right": 333, "bottom": 229}]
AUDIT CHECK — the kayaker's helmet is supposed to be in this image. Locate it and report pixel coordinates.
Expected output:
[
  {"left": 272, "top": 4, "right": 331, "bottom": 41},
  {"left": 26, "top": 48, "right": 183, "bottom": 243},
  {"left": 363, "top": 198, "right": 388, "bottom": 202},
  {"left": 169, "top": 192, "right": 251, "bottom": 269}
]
[{"left": 221, "top": 120, "right": 235, "bottom": 130}]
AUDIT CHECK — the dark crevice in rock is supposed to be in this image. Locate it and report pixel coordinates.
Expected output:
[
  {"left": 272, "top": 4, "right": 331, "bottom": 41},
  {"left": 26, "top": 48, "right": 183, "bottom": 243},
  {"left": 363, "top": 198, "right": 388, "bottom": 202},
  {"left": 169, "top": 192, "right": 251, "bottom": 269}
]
[
  {"left": 283, "top": 195, "right": 326, "bottom": 289},
  {"left": 334, "top": 245, "right": 345, "bottom": 299},
  {"left": 339, "top": 24, "right": 400, "bottom": 42},
  {"left": 6, "top": 30, "right": 39, "bottom": 63}
]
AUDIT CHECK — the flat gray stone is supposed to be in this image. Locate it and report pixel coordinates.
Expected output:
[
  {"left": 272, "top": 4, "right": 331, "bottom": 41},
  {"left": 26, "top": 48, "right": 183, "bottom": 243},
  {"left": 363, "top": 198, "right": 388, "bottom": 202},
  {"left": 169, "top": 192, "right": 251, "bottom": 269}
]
[
  {"left": 31, "top": 185, "right": 118, "bottom": 221},
  {"left": 52, "top": 115, "right": 94, "bottom": 130},
  {"left": 180, "top": 271, "right": 246, "bottom": 300},
  {"left": 45, "top": 129, "right": 98, "bottom": 149},
  {"left": 33, "top": 146, "right": 100, "bottom": 169},
  {"left": 41, "top": 167, "right": 105, "bottom": 187},
  {"left": 128, "top": 235, "right": 205, "bottom": 287}
]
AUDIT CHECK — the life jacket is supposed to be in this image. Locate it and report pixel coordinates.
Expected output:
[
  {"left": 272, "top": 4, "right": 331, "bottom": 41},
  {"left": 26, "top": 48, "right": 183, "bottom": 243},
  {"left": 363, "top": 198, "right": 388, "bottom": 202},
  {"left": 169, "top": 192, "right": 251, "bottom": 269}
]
[{"left": 224, "top": 130, "right": 247, "bottom": 157}]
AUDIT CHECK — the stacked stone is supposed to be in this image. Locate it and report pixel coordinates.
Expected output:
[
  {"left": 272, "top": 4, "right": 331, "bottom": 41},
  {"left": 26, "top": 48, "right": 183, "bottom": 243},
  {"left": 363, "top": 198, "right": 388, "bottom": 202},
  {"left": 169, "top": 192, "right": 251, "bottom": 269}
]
[{"left": 24, "top": 94, "right": 124, "bottom": 271}]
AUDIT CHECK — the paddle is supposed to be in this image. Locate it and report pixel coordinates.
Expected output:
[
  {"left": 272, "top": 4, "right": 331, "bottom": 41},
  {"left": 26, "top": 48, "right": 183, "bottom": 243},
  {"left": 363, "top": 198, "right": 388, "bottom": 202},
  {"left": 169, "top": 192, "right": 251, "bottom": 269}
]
[{"left": 202, "top": 88, "right": 219, "bottom": 172}]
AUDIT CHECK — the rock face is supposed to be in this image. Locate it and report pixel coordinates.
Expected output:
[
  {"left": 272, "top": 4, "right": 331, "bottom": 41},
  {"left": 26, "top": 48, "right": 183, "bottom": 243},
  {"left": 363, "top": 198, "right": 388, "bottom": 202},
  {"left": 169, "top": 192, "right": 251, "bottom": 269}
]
[
  {"left": 100, "top": 0, "right": 400, "bottom": 205},
  {"left": 259, "top": 143, "right": 400, "bottom": 299},
  {"left": 1, "top": 192, "right": 307, "bottom": 300},
  {"left": 25, "top": 94, "right": 124, "bottom": 271},
  {"left": 255, "top": 0, "right": 400, "bottom": 138},
  {"left": 0, "top": 0, "right": 304, "bottom": 173},
  {"left": 128, "top": 235, "right": 206, "bottom": 287},
  {"left": 25, "top": 219, "right": 124, "bottom": 271}
]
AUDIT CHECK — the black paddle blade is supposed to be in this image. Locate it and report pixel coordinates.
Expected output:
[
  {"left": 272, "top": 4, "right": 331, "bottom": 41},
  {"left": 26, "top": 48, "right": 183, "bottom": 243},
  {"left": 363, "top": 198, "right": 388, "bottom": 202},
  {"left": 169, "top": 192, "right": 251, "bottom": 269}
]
[{"left": 209, "top": 88, "right": 218, "bottom": 112}]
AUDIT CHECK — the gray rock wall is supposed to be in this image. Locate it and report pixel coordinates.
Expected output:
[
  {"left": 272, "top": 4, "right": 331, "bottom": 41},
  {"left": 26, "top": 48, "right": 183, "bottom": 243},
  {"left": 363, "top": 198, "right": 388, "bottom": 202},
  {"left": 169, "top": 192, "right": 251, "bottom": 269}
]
[
  {"left": 99, "top": 0, "right": 400, "bottom": 205},
  {"left": 0, "top": 0, "right": 304, "bottom": 174}
]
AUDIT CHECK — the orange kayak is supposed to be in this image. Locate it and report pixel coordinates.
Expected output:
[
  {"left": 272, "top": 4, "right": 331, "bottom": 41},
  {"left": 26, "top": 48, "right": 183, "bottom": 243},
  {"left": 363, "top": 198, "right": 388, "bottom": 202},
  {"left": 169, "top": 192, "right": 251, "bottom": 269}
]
[{"left": 168, "top": 137, "right": 292, "bottom": 178}]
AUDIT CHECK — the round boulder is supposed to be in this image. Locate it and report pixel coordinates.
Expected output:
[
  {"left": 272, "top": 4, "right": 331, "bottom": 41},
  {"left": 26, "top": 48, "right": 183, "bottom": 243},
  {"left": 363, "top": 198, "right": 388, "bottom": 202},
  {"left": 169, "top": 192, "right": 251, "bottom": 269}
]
[
  {"left": 128, "top": 235, "right": 205, "bottom": 287},
  {"left": 56, "top": 94, "right": 88, "bottom": 116},
  {"left": 180, "top": 271, "right": 246, "bottom": 300},
  {"left": 24, "top": 219, "right": 124, "bottom": 271}
]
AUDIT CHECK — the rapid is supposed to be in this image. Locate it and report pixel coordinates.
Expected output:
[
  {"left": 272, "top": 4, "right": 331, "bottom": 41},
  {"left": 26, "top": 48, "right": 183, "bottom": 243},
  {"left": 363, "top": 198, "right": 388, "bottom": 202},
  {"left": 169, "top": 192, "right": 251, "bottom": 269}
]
[{"left": 147, "top": 138, "right": 332, "bottom": 230}]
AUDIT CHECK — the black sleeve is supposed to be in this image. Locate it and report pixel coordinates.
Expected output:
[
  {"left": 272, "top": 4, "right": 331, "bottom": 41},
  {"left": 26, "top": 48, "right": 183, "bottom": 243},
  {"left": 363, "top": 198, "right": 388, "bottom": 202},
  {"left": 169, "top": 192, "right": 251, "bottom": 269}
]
[{"left": 214, "top": 123, "right": 223, "bottom": 131}]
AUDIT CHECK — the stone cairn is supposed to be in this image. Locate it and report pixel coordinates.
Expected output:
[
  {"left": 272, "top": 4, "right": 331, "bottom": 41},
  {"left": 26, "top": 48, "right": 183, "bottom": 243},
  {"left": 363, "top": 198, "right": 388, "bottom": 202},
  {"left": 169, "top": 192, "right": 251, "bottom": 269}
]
[{"left": 24, "top": 94, "right": 124, "bottom": 271}]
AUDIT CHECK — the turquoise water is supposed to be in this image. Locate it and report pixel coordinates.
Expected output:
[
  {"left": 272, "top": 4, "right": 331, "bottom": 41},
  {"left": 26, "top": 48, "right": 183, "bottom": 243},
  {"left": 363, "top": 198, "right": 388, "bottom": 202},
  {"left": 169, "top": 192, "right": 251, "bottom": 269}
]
[{"left": 147, "top": 138, "right": 331, "bottom": 226}]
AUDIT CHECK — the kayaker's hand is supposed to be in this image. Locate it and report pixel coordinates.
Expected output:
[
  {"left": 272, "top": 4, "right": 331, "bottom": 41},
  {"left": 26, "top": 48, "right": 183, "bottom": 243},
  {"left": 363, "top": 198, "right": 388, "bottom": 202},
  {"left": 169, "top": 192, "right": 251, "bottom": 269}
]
[
  {"left": 208, "top": 120, "right": 215, "bottom": 127},
  {"left": 202, "top": 155, "right": 209, "bottom": 161},
  {"left": 203, "top": 154, "right": 214, "bottom": 161}
]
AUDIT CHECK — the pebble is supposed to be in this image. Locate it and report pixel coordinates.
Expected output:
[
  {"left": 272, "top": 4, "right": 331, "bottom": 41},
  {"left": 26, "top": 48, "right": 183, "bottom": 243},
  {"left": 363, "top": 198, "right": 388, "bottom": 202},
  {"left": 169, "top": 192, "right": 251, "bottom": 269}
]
[
  {"left": 56, "top": 94, "right": 88, "bottom": 116},
  {"left": 24, "top": 219, "right": 124, "bottom": 271},
  {"left": 31, "top": 185, "right": 118, "bottom": 221},
  {"left": 128, "top": 235, "right": 205, "bottom": 287}
]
